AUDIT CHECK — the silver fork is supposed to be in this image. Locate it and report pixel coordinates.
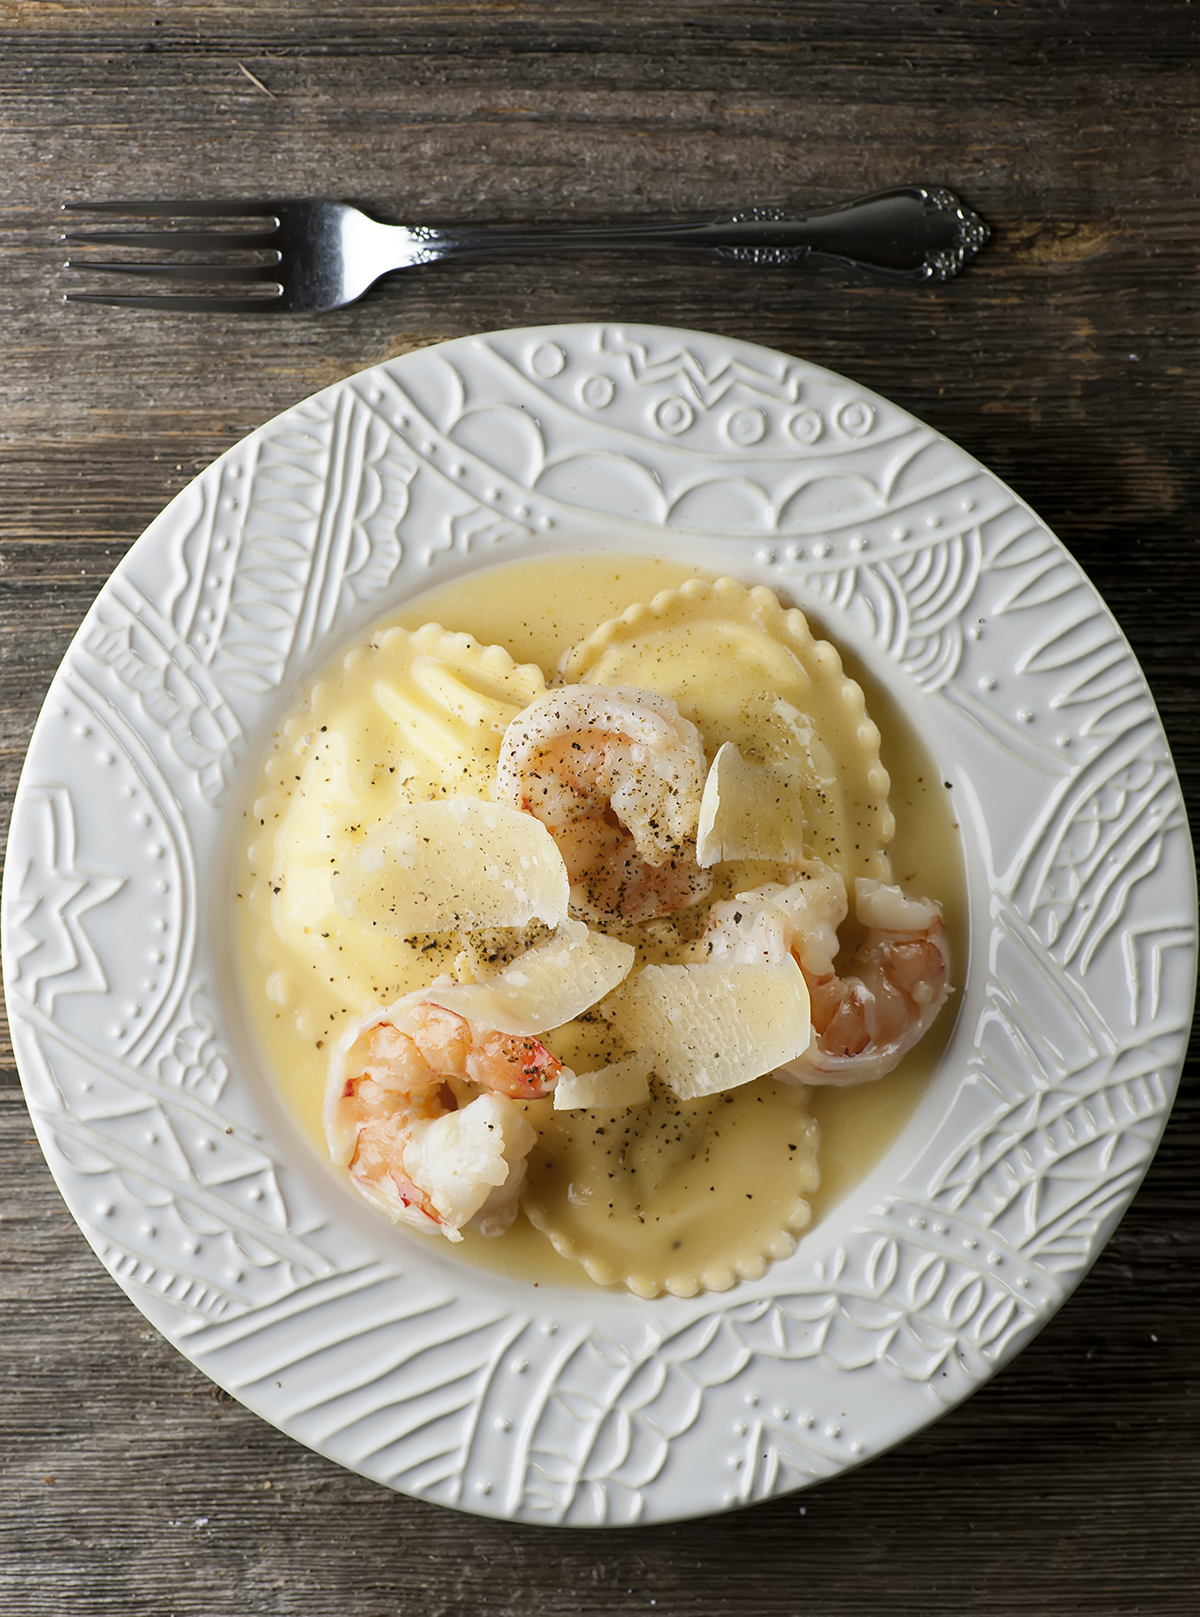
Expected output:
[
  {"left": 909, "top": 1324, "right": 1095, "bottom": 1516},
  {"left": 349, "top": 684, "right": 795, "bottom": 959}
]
[{"left": 62, "top": 188, "right": 989, "bottom": 314}]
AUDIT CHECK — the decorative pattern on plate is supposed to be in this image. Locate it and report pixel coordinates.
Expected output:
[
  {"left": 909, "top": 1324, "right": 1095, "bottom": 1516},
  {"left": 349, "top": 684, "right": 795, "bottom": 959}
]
[{"left": 3, "top": 324, "right": 1193, "bottom": 1526}]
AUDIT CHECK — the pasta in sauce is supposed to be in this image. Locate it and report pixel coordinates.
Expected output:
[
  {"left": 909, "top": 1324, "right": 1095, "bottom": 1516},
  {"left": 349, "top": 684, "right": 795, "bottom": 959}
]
[{"left": 235, "top": 553, "right": 963, "bottom": 1297}]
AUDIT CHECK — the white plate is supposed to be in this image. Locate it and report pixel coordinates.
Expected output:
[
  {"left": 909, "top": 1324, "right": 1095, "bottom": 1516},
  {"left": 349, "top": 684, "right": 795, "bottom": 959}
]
[{"left": 4, "top": 324, "right": 1195, "bottom": 1526}]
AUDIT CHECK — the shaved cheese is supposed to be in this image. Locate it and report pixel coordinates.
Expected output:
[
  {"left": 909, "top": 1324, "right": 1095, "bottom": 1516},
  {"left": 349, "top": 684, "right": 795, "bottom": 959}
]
[
  {"left": 604, "top": 960, "right": 811, "bottom": 1100},
  {"left": 333, "top": 799, "right": 569, "bottom": 935},
  {"left": 696, "top": 742, "right": 807, "bottom": 867},
  {"left": 554, "top": 1051, "right": 654, "bottom": 1111},
  {"left": 426, "top": 920, "right": 635, "bottom": 1035}
]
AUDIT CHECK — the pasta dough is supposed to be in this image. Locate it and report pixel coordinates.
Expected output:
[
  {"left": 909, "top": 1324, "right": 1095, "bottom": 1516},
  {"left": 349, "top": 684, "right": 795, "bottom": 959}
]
[{"left": 524, "top": 1076, "right": 820, "bottom": 1299}]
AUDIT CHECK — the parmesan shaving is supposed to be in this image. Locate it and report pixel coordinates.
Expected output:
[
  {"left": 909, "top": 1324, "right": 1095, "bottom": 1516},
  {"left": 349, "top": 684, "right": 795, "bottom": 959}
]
[
  {"left": 605, "top": 960, "right": 811, "bottom": 1100},
  {"left": 553, "top": 1050, "right": 654, "bottom": 1111},
  {"left": 426, "top": 920, "right": 635, "bottom": 1035},
  {"left": 696, "top": 741, "right": 807, "bottom": 867},
  {"left": 332, "top": 799, "right": 569, "bottom": 934}
]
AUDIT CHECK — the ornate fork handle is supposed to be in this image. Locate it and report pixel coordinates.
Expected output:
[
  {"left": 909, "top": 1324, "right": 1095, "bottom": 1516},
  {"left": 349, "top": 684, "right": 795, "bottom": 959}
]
[{"left": 411, "top": 187, "right": 989, "bottom": 284}]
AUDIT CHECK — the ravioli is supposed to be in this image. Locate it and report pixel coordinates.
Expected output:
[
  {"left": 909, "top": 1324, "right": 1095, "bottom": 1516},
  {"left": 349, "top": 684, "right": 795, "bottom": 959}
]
[
  {"left": 523, "top": 1073, "right": 820, "bottom": 1299},
  {"left": 241, "top": 624, "right": 549, "bottom": 1041},
  {"left": 236, "top": 556, "right": 959, "bottom": 1302},
  {"left": 562, "top": 575, "right": 893, "bottom": 885}
]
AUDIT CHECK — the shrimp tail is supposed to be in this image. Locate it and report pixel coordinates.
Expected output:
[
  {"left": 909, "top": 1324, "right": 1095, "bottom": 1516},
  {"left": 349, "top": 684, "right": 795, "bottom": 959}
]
[
  {"left": 784, "top": 893, "right": 951, "bottom": 1085},
  {"left": 702, "top": 864, "right": 951, "bottom": 1087}
]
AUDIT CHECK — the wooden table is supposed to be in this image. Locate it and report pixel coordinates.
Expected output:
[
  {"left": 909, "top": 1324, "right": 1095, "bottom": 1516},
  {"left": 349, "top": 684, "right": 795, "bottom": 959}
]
[{"left": 3, "top": 5, "right": 1197, "bottom": 1613}]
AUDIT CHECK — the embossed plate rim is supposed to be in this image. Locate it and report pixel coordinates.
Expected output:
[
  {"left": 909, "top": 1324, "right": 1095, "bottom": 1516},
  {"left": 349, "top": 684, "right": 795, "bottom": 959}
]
[{"left": 3, "top": 322, "right": 1195, "bottom": 1525}]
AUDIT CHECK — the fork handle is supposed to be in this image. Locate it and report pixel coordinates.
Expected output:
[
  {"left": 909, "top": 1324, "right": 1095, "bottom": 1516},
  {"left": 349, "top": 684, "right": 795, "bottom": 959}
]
[{"left": 413, "top": 187, "right": 988, "bottom": 284}]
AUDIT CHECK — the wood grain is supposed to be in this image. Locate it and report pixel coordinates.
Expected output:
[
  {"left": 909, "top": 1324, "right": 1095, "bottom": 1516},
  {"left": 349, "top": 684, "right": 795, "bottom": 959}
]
[{"left": 1, "top": 3, "right": 1197, "bottom": 1613}]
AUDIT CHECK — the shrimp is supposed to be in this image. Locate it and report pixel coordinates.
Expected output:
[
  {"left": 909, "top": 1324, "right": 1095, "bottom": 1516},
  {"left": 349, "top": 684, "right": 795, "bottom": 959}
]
[
  {"left": 324, "top": 992, "right": 566, "bottom": 1240},
  {"left": 703, "top": 859, "right": 950, "bottom": 1085},
  {"left": 495, "top": 685, "right": 712, "bottom": 922}
]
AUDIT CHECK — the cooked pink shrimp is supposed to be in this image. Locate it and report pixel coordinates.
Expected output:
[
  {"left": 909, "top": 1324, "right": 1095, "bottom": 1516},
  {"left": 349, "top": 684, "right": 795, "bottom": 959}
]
[
  {"left": 703, "top": 860, "right": 950, "bottom": 1085},
  {"left": 495, "top": 685, "right": 711, "bottom": 922},
  {"left": 324, "top": 993, "right": 566, "bottom": 1240}
]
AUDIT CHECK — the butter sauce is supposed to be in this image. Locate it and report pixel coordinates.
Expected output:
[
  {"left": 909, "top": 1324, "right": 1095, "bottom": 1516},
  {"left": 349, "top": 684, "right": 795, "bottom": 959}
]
[{"left": 234, "top": 553, "right": 965, "bottom": 1292}]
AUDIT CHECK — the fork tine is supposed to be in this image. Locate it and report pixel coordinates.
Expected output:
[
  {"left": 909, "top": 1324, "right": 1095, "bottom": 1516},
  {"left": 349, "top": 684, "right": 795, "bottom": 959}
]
[
  {"left": 67, "top": 259, "right": 283, "bottom": 284},
  {"left": 63, "top": 200, "right": 280, "bottom": 220},
  {"left": 63, "top": 228, "right": 280, "bottom": 251},
  {"left": 66, "top": 292, "right": 283, "bottom": 314}
]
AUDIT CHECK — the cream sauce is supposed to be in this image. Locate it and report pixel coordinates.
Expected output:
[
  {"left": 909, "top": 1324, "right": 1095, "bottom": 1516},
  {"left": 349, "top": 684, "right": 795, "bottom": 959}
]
[{"left": 234, "top": 553, "right": 966, "bottom": 1292}]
